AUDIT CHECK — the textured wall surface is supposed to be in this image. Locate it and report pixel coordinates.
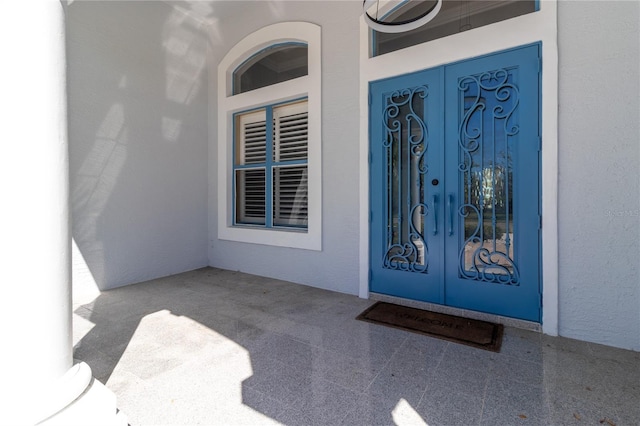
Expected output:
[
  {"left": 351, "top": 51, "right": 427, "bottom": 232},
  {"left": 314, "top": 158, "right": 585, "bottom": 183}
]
[
  {"left": 208, "top": 1, "right": 362, "bottom": 295},
  {"left": 67, "top": 1, "right": 209, "bottom": 291},
  {"left": 558, "top": 1, "right": 640, "bottom": 350}
]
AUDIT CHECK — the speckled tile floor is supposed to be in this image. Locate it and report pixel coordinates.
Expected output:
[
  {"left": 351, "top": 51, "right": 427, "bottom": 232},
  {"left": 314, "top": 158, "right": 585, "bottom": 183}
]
[{"left": 73, "top": 267, "right": 640, "bottom": 426}]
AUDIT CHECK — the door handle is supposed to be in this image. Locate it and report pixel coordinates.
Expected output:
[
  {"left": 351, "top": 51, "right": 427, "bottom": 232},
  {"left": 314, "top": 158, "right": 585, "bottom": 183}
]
[
  {"left": 448, "top": 193, "right": 454, "bottom": 236},
  {"left": 432, "top": 194, "right": 438, "bottom": 235}
]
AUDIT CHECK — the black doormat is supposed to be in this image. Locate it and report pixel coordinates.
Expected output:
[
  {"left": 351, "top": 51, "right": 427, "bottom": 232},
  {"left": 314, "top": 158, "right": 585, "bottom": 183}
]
[{"left": 356, "top": 302, "right": 503, "bottom": 352}]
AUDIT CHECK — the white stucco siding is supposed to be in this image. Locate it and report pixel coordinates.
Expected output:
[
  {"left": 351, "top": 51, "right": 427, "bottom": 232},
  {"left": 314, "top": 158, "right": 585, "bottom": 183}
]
[
  {"left": 558, "top": 0, "right": 640, "bottom": 350},
  {"left": 208, "top": 1, "right": 362, "bottom": 294},
  {"left": 63, "top": 0, "right": 640, "bottom": 350},
  {"left": 67, "top": 1, "right": 210, "bottom": 291}
]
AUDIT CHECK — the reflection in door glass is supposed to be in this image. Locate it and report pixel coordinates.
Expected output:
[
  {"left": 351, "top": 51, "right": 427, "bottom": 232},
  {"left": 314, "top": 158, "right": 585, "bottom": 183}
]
[
  {"left": 383, "top": 86, "right": 430, "bottom": 272},
  {"left": 458, "top": 69, "right": 520, "bottom": 285}
]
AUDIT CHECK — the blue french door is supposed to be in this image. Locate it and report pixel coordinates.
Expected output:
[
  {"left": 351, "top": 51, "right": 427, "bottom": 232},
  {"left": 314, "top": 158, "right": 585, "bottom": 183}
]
[{"left": 369, "top": 44, "right": 541, "bottom": 322}]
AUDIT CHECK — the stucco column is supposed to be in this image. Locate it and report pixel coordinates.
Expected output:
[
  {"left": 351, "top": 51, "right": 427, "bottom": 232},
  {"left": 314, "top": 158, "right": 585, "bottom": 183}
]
[{"left": 0, "top": 2, "right": 123, "bottom": 424}]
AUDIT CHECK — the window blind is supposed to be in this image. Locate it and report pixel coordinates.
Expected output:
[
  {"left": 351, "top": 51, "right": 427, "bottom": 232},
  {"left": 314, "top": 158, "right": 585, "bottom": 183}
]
[{"left": 235, "top": 100, "right": 309, "bottom": 228}]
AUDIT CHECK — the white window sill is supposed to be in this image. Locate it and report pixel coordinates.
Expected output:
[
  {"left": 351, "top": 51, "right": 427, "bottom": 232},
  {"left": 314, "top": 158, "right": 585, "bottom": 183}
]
[{"left": 218, "top": 225, "right": 321, "bottom": 251}]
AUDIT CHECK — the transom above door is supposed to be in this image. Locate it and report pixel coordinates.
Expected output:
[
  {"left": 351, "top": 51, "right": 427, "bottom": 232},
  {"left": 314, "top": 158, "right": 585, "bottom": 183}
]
[{"left": 369, "top": 44, "right": 541, "bottom": 322}]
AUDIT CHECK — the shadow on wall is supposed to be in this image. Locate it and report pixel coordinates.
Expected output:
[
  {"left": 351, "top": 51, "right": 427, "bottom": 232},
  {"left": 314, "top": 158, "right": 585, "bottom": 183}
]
[{"left": 67, "top": 1, "right": 209, "bottom": 293}]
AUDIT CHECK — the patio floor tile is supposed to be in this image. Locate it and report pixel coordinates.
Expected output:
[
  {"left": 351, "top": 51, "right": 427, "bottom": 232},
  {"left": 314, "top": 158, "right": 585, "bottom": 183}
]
[{"left": 73, "top": 267, "right": 640, "bottom": 426}]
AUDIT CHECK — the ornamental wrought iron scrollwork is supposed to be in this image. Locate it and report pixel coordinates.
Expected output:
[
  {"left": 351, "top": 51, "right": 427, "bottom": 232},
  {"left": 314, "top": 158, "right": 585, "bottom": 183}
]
[
  {"left": 382, "top": 86, "right": 430, "bottom": 273},
  {"left": 457, "top": 69, "right": 520, "bottom": 285}
]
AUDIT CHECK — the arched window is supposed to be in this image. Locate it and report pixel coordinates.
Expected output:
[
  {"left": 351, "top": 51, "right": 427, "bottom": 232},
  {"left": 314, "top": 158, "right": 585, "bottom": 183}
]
[
  {"left": 217, "top": 22, "right": 322, "bottom": 251},
  {"left": 232, "top": 43, "right": 308, "bottom": 95}
]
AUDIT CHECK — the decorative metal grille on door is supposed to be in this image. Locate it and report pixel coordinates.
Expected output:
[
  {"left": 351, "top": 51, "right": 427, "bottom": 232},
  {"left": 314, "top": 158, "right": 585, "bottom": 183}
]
[
  {"left": 383, "top": 86, "right": 430, "bottom": 273},
  {"left": 457, "top": 69, "right": 520, "bottom": 285}
]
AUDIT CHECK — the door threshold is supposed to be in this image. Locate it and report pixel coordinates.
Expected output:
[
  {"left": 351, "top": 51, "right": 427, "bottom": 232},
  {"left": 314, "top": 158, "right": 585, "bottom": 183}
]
[{"left": 369, "top": 292, "right": 541, "bottom": 332}]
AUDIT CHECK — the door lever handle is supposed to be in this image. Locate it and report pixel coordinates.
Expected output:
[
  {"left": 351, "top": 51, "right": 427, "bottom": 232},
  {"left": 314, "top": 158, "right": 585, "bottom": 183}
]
[
  {"left": 448, "top": 193, "right": 454, "bottom": 236},
  {"left": 432, "top": 194, "right": 438, "bottom": 235}
]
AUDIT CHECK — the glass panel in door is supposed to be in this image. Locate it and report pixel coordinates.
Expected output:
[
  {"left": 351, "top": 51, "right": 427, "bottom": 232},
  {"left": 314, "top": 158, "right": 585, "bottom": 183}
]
[
  {"left": 458, "top": 70, "right": 519, "bottom": 284},
  {"left": 384, "top": 87, "right": 428, "bottom": 272}
]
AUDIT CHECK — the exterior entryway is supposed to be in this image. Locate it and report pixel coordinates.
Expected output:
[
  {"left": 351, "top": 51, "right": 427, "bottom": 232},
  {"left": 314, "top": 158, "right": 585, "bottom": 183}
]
[{"left": 369, "top": 44, "right": 541, "bottom": 322}]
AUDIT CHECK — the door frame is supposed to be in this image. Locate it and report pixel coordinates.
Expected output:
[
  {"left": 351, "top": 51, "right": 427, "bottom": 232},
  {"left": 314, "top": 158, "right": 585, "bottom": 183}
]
[
  {"left": 358, "top": 2, "right": 559, "bottom": 332},
  {"left": 368, "top": 44, "right": 542, "bottom": 322}
]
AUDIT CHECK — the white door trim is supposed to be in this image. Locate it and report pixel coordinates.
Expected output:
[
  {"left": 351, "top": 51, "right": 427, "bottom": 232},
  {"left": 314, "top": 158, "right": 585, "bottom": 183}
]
[{"left": 358, "top": 1, "right": 559, "bottom": 334}]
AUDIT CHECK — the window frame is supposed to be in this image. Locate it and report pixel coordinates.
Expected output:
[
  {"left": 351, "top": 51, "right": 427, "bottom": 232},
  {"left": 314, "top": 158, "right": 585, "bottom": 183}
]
[
  {"left": 217, "top": 22, "right": 322, "bottom": 251},
  {"left": 233, "top": 98, "right": 309, "bottom": 230}
]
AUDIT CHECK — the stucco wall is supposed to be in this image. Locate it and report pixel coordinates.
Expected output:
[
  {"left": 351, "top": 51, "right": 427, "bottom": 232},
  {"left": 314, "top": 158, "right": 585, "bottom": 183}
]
[
  {"left": 64, "top": 0, "right": 639, "bottom": 350},
  {"left": 208, "top": 1, "right": 362, "bottom": 294},
  {"left": 67, "top": 1, "right": 209, "bottom": 291},
  {"left": 558, "top": 0, "right": 640, "bottom": 350},
  {"left": 208, "top": 1, "right": 640, "bottom": 350}
]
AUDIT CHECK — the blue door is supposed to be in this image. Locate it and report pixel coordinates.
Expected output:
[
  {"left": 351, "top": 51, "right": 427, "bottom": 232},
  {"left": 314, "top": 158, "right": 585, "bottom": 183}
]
[{"left": 369, "top": 44, "right": 541, "bottom": 322}]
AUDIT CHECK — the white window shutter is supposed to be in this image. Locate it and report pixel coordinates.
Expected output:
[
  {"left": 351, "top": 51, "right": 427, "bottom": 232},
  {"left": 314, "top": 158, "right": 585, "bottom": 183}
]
[
  {"left": 236, "top": 109, "right": 267, "bottom": 224},
  {"left": 273, "top": 101, "right": 308, "bottom": 162},
  {"left": 238, "top": 110, "right": 266, "bottom": 165},
  {"left": 273, "top": 166, "right": 308, "bottom": 227},
  {"left": 273, "top": 101, "right": 308, "bottom": 227}
]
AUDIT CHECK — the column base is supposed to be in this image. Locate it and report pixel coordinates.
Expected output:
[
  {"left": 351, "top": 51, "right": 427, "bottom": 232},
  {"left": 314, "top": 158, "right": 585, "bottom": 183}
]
[{"left": 36, "top": 363, "right": 127, "bottom": 426}]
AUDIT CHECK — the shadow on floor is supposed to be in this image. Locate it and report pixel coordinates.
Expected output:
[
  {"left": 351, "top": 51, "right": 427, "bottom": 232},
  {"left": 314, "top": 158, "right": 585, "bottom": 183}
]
[{"left": 73, "top": 267, "right": 640, "bottom": 425}]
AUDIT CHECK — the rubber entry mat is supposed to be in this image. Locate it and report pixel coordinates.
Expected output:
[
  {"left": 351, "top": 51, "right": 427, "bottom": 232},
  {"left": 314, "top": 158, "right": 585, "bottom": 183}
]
[{"left": 356, "top": 302, "right": 503, "bottom": 352}]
